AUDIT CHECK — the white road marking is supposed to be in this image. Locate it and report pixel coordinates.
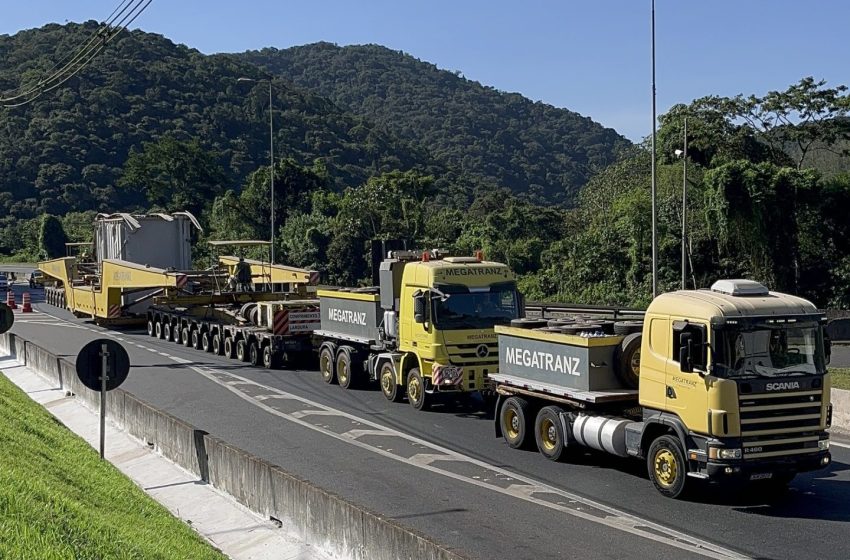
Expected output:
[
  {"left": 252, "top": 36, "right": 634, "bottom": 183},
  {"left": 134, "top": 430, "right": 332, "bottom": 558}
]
[{"left": 29, "top": 305, "right": 750, "bottom": 560}]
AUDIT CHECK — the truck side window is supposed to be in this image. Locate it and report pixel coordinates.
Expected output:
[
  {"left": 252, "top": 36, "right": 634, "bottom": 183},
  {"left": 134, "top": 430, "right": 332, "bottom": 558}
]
[{"left": 672, "top": 321, "right": 706, "bottom": 370}]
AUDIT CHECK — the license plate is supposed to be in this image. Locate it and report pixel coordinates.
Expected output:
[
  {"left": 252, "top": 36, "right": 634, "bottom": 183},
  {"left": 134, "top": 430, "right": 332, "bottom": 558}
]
[{"left": 750, "top": 472, "right": 773, "bottom": 481}]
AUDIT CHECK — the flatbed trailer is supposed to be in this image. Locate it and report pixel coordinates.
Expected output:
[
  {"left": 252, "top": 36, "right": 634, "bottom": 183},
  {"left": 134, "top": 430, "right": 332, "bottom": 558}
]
[{"left": 147, "top": 298, "right": 320, "bottom": 369}]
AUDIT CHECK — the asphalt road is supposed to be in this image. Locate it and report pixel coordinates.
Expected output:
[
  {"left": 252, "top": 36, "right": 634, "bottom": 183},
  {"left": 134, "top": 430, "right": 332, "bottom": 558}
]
[{"left": 5, "top": 283, "right": 850, "bottom": 560}]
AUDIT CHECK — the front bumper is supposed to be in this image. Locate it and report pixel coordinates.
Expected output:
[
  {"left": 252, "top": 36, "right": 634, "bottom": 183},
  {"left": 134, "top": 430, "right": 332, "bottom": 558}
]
[{"left": 704, "top": 450, "right": 831, "bottom": 481}]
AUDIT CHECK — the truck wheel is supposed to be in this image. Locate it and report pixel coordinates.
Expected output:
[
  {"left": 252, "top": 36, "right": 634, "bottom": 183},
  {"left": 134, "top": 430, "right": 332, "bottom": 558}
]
[
  {"left": 535, "top": 406, "right": 567, "bottom": 461},
  {"left": 236, "top": 339, "right": 249, "bottom": 362},
  {"left": 182, "top": 327, "right": 192, "bottom": 346},
  {"left": 648, "top": 435, "right": 688, "bottom": 498},
  {"left": 380, "top": 361, "right": 404, "bottom": 402},
  {"left": 191, "top": 329, "right": 201, "bottom": 350},
  {"left": 163, "top": 323, "right": 172, "bottom": 341},
  {"left": 248, "top": 342, "right": 261, "bottom": 367},
  {"left": 262, "top": 345, "right": 280, "bottom": 369},
  {"left": 336, "top": 349, "right": 357, "bottom": 389},
  {"left": 320, "top": 346, "right": 336, "bottom": 384},
  {"left": 614, "top": 333, "right": 642, "bottom": 389},
  {"left": 155, "top": 321, "right": 163, "bottom": 339},
  {"left": 201, "top": 331, "right": 211, "bottom": 352},
  {"left": 406, "top": 368, "right": 430, "bottom": 411},
  {"left": 223, "top": 337, "right": 235, "bottom": 359},
  {"left": 212, "top": 334, "right": 223, "bottom": 356},
  {"left": 147, "top": 320, "right": 155, "bottom": 337},
  {"left": 500, "top": 396, "right": 533, "bottom": 449}
]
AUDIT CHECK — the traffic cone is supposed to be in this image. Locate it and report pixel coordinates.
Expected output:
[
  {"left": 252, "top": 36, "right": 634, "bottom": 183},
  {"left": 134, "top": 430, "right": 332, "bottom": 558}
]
[
  {"left": 5, "top": 290, "right": 16, "bottom": 310},
  {"left": 21, "top": 292, "right": 32, "bottom": 313}
]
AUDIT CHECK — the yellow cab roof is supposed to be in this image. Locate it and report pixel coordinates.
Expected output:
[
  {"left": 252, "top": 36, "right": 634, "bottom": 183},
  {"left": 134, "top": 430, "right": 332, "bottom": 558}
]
[
  {"left": 406, "top": 258, "right": 514, "bottom": 287},
  {"left": 648, "top": 287, "right": 818, "bottom": 321}
]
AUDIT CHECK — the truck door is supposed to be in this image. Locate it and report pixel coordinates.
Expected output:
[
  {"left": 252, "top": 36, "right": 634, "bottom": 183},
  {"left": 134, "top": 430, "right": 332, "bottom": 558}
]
[{"left": 665, "top": 320, "right": 709, "bottom": 433}]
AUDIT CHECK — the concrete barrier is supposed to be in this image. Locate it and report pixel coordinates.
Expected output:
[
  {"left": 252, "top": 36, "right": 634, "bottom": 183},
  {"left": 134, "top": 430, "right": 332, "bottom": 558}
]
[
  {"left": 832, "top": 388, "right": 850, "bottom": 434},
  {"left": 1, "top": 332, "right": 464, "bottom": 560}
]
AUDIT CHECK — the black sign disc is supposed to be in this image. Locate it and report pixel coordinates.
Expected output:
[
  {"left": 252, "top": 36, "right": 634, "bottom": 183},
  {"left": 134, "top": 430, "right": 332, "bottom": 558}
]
[
  {"left": 75, "top": 339, "right": 130, "bottom": 392},
  {"left": 0, "top": 302, "right": 12, "bottom": 334}
]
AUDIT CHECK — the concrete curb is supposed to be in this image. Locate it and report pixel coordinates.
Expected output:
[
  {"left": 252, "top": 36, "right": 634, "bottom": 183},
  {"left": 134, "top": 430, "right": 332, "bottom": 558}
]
[{"left": 0, "top": 332, "right": 465, "bottom": 560}]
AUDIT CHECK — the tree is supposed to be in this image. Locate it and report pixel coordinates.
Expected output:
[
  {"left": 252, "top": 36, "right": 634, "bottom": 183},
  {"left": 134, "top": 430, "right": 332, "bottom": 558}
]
[
  {"left": 38, "top": 214, "right": 67, "bottom": 259},
  {"left": 118, "top": 136, "right": 230, "bottom": 216}
]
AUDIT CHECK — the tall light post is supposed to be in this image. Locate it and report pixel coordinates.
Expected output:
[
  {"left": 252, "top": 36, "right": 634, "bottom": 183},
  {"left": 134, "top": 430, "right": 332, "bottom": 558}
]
[
  {"left": 237, "top": 77, "right": 275, "bottom": 264},
  {"left": 675, "top": 117, "right": 688, "bottom": 290},
  {"left": 650, "top": 0, "right": 658, "bottom": 297}
]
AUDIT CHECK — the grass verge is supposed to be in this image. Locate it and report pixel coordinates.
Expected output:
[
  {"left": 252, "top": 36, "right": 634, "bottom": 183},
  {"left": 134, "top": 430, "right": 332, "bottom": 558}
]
[
  {"left": 830, "top": 367, "right": 850, "bottom": 391},
  {"left": 0, "top": 372, "right": 226, "bottom": 560}
]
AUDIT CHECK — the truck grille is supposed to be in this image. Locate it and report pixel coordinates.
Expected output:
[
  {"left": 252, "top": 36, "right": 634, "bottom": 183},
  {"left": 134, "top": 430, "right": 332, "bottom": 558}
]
[
  {"left": 739, "top": 389, "right": 824, "bottom": 459},
  {"left": 446, "top": 342, "right": 499, "bottom": 367}
]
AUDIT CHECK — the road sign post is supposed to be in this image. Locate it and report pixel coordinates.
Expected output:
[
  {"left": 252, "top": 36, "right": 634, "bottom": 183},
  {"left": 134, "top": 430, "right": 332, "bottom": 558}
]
[{"left": 75, "top": 339, "right": 130, "bottom": 460}]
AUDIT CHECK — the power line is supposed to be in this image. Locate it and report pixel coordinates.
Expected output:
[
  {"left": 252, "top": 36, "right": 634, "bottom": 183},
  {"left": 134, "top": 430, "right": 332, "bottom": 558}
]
[{"left": 1, "top": 0, "right": 154, "bottom": 108}]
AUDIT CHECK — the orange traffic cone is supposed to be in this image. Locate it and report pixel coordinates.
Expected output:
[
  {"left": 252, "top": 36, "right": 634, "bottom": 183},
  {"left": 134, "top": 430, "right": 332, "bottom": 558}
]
[
  {"left": 21, "top": 292, "right": 32, "bottom": 313},
  {"left": 5, "top": 290, "right": 16, "bottom": 310}
]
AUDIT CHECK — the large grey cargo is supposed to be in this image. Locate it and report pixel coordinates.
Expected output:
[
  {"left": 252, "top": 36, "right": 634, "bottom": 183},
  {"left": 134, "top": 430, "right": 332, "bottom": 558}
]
[
  {"left": 94, "top": 212, "right": 198, "bottom": 269},
  {"left": 317, "top": 292, "right": 382, "bottom": 344},
  {"left": 497, "top": 329, "right": 624, "bottom": 391}
]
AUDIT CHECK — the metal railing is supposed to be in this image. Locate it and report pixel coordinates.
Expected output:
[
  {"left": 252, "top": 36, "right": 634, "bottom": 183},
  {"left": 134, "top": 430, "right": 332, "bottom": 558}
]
[{"left": 524, "top": 301, "right": 646, "bottom": 321}]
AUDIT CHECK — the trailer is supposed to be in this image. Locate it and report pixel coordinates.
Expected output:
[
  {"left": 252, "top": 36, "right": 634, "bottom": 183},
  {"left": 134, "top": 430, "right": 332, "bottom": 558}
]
[{"left": 493, "top": 280, "right": 833, "bottom": 498}]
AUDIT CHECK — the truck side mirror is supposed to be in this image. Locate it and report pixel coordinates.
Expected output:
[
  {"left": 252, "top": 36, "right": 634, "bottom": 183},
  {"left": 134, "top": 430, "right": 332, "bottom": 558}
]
[
  {"left": 679, "top": 332, "right": 694, "bottom": 373},
  {"left": 517, "top": 292, "right": 526, "bottom": 318},
  {"left": 413, "top": 293, "right": 426, "bottom": 324}
]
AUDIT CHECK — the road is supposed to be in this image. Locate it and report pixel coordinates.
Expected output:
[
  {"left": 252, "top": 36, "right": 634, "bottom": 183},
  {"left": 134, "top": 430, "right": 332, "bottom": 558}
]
[{"left": 5, "top": 282, "right": 850, "bottom": 560}]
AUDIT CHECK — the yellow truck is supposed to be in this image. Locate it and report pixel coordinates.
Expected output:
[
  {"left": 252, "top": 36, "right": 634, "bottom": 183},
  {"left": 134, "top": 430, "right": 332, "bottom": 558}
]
[
  {"left": 492, "top": 280, "right": 832, "bottom": 498},
  {"left": 315, "top": 250, "right": 520, "bottom": 410}
]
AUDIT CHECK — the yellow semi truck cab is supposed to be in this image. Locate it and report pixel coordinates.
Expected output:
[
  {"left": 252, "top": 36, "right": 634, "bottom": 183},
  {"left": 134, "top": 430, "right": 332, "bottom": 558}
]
[
  {"left": 492, "top": 279, "right": 831, "bottom": 498},
  {"left": 316, "top": 250, "right": 520, "bottom": 410}
]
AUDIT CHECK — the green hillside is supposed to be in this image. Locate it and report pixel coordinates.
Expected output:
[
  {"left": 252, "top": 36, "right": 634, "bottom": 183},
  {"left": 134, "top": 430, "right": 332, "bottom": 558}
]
[{"left": 238, "top": 42, "right": 631, "bottom": 205}]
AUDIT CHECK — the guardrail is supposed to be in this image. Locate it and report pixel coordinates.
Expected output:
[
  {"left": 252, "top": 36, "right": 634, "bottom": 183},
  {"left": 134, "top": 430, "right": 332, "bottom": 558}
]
[{"left": 524, "top": 302, "right": 646, "bottom": 321}]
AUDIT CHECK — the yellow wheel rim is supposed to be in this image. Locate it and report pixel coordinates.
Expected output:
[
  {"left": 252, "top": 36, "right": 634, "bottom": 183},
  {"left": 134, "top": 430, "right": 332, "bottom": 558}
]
[
  {"left": 629, "top": 349, "right": 641, "bottom": 376},
  {"left": 409, "top": 376, "right": 421, "bottom": 402},
  {"left": 539, "top": 418, "right": 557, "bottom": 451},
  {"left": 504, "top": 409, "right": 520, "bottom": 440},
  {"left": 381, "top": 369, "right": 394, "bottom": 394},
  {"left": 654, "top": 449, "right": 678, "bottom": 487},
  {"left": 321, "top": 354, "right": 332, "bottom": 379},
  {"left": 338, "top": 361, "right": 349, "bottom": 385}
]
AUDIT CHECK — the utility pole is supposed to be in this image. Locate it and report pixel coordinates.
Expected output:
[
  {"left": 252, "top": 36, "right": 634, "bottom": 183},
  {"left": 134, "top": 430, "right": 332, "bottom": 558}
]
[
  {"left": 681, "top": 117, "right": 688, "bottom": 290},
  {"left": 650, "top": 0, "right": 658, "bottom": 297}
]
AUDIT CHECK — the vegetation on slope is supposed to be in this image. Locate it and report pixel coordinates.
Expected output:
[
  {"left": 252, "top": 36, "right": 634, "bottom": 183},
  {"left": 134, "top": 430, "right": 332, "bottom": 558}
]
[{"left": 0, "top": 373, "right": 225, "bottom": 560}]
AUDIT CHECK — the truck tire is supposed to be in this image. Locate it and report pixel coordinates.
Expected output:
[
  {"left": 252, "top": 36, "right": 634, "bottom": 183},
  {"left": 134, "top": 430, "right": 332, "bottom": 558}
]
[
  {"left": 500, "top": 396, "right": 533, "bottom": 449},
  {"left": 191, "top": 329, "right": 201, "bottom": 350},
  {"left": 614, "top": 333, "right": 642, "bottom": 389},
  {"left": 147, "top": 320, "right": 155, "bottom": 337},
  {"left": 406, "top": 368, "right": 430, "bottom": 411},
  {"left": 248, "top": 342, "right": 261, "bottom": 367},
  {"left": 380, "top": 361, "right": 404, "bottom": 402},
  {"left": 212, "top": 334, "right": 223, "bottom": 355},
  {"left": 155, "top": 321, "right": 164, "bottom": 339},
  {"left": 614, "top": 320, "right": 643, "bottom": 335},
  {"left": 262, "top": 345, "right": 280, "bottom": 369},
  {"left": 511, "top": 318, "right": 547, "bottom": 329},
  {"left": 201, "top": 331, "right": 212, "bottom": 352},
  {"left": 535, "top": 406, "right": 568, "bottom": 461},
  {"left": 336, "top": 348, "right": 358, "bottom": 389},
  {"left": 236, "top": 339, "right": 249, "bottom": 362},
  {"left": 163, "top": 323, "right": 172, "bottom": 342},
  {"left": 320, "top": 346, "right": 336, "bottom": 384},
  {"left": 223, "top": 337, "right": 235, "bottom": 359},
  {"left": 648, "top": 435, "right": 688, "bottom": 499},
  {"left": 182, "top": 327, "right": 192, "bottom": 346}
]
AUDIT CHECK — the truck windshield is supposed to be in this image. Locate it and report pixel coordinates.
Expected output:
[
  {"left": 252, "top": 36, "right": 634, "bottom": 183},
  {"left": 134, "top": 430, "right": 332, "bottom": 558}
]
[
  {"left": 431, "top": 283, "right": 519, "bottom": 330},
  {"left": 713, "top": 320, "right": 825, "bottom": 379}
]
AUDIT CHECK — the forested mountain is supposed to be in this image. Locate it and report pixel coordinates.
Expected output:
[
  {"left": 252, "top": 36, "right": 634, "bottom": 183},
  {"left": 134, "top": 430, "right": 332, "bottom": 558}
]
[
  {"left": 238, "top": 42, "right": 631, "bottom": 204},
  {"left": 0, "top": 23, "right": 446, "bottom": 251}
]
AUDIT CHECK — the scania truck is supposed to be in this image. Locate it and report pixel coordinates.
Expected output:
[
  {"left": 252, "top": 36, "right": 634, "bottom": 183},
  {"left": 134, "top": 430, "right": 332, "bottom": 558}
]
[
  {"left": 316, "top": 250, "right": 521, "bottom": 410},
  {"left": 492, "top": 280, "right": 832, "bottom": 498}
]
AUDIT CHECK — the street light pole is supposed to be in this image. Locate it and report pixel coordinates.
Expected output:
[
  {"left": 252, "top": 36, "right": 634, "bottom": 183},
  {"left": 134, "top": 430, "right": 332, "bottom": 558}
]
[
  {"left": 237, "top": 77, "right": 275, "bottom": 264},
  {"left": 650, "top": 0, "right": 658, "bottom": 297},
  {"left": 681, "top": 117, "right": 688, "bottom": 290}
]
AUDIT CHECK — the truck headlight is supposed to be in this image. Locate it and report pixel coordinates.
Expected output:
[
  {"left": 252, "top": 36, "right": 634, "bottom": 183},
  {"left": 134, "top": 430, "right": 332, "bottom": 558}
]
[
  {"left": 709, "top": 447, "right": 742, "bottom": 460},
  {"left": 819, "top": 439, "right": 830, "bottom": 451}
]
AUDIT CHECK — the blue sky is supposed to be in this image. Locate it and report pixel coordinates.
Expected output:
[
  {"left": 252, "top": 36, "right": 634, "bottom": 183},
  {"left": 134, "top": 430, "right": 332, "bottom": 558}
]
[{"left": 3, "top": 1, "right": 847, "bottom": 141}]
